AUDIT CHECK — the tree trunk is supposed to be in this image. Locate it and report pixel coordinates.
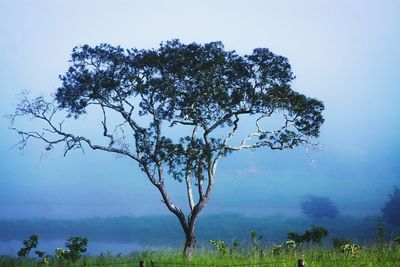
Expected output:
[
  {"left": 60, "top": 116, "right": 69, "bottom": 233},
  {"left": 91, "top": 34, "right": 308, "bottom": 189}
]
[
  {"left": 183, "top": 231, "right": 196, "bottom": 261},
  {"left": 182, "top": 211, "right": 200, "bottom": 261}
]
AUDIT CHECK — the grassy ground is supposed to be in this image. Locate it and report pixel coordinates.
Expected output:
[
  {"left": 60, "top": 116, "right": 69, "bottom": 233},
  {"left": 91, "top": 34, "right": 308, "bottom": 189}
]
[{"left": 1, "top": 244, "right": 399, "bottom": 267}]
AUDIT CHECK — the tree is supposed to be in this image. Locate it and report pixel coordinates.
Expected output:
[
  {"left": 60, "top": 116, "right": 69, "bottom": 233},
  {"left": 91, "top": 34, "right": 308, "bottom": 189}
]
[
  {"left": 9, "top": 40, "right": 324, "bottom": 258},
  {"left": 301, "top": 195, "right": 339, "bottom": 219},
  {"left": 382, "top": 186, "right": 400, "bottom": 227}
]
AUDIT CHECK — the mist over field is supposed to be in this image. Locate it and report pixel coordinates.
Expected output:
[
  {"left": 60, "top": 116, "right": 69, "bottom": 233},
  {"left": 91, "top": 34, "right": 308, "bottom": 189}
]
[
  {"left": 0, "top": 0, "right": 399, "bottom": 257},
  {"left": 0, "top": 214, "right": 387, "bottom": 256}
]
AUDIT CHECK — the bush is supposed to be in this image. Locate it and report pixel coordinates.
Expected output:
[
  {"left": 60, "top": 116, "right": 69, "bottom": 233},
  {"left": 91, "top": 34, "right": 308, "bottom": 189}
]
[
  {"left": 287, "top": 225, "right": 329, "bottom": 244},
  {"left": 382, "top": 186, "right": 400, "bottom": 227},
  {"left": 301, "top": 195, "right": 339, "bottom": 219},
  {"left": 17, "top": 235, "right": 38, "bottom": 257},
  {"left": 56, "top": 236, "right": 88, "bottom": 262},
  {"left": 65, "top": 236, "right": 88, "bottom": 262},
  {"left": 302, "top": 226, "right": 329, "bottom": 244},
  {"left": 209, "top": 240, "right": 228, "bottom": 256}
]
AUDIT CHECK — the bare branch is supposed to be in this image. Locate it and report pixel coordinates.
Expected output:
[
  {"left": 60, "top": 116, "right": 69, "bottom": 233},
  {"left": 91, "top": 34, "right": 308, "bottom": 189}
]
[
  {"left": 224, "top": 112, "right": 305, "bottom": 152},
  {"left": 9, "top": 95, "right": 142, "bottom": 162}
]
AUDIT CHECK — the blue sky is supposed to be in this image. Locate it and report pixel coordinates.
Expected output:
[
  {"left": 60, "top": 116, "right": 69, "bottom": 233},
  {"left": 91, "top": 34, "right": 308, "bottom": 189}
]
[{"left": 0, "top": 0, "right": 399, "bottom": 219}]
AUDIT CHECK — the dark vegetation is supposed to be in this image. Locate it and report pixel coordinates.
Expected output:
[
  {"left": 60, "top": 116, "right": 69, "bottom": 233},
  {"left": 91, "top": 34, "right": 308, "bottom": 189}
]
[
  {"left": 300, "top": 195, "right": 339, "bottom": 219},
  {"left": 287, "top": 225, "right": 329, "bottom": 244},
  {"left": 382, "top": 186, "right": 400, "bottom": 227},
  {"left": 15, "top": 235, "right": 88, "bottom": 264},
  {"left": 17, "top": 235, "right": 38, "bottom": 257},
  {"left": 62, "top": 236, "right": 88, "bottom": 262}
]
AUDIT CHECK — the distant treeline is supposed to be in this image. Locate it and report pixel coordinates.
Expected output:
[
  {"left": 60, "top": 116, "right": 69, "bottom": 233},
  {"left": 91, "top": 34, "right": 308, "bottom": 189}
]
[{"left": 0, "top": 214, "right": 384, "bottom": 246}]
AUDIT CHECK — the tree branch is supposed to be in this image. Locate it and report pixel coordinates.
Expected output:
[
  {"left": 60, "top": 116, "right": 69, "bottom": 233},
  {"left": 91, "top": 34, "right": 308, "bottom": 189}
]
[{"left": 184, "top": 125, "right": 197, "bottom": 211}]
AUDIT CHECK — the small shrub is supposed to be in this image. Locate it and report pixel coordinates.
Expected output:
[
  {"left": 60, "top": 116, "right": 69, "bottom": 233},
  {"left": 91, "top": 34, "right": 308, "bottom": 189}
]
[
  {"left": 209, "top": 240, "right": 228, "bottom": 256},
  {"left": 303, "top": 226, "right": 329, "bottom": 244},
  {"left": 65, "top": 236, "right": 88, "bottom": 262},
  {"left": 18, "top": 235, "right": 39, "bottom": 257},
  {"left": 55, "top": 248, "right": 69, "bottom": 262},
  {"left": 55, "top": 236, "right": 88, "bottom": 262}
]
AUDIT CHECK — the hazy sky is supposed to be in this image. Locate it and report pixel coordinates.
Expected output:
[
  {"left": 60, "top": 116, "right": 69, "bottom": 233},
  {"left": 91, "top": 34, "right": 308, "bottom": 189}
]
[{"left": 0, "top": 0, "right": 399, "bottom": 219}]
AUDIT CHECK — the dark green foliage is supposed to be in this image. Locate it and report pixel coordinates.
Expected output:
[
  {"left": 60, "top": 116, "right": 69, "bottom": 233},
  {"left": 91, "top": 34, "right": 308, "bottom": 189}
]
[
  {"left": 287, "top": 225, "right": 329, "bottom": 244},
  {"left": 55, "top": 236, "right": 88, "bottom": 262},
  {"left": 17, "top": 248, "right": 30, "bottom": 258},
  {"left": 287, "top": 232, "right": 304, "bottom": 244},
  {"left": 209, "top": 240, "right": 228, "bottom": 256},
  {"left": 382, "top": 186, "right": 400, "bottom": 227},
  {"left": 17, "top": 235, "right": 38, "bottom": 257},
  {"left": 64, "top": 236, "right": 88, "bottom": 262},
  {"left": 301, "top": 195, "right": 339, "bottom": 219},
  {"left": 34, "top": 250, "right": 45, "bottom": 258},
  {"left": 53, "top": 40, "right": 324, "bottom": 180},
  {"left": 303, "top": 226, "right": 329, "bottom": 244}
]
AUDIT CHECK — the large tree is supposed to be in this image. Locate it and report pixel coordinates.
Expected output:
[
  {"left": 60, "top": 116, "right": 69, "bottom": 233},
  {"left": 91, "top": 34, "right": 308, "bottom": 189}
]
[{"left": 9, "top": 40, "right": 324, "bottom": 258}]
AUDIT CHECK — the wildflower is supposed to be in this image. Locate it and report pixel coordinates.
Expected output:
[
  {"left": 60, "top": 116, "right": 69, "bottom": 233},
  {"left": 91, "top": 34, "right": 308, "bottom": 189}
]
[{"left": 342, "top": 243, "right": 361, "bottom": 258}]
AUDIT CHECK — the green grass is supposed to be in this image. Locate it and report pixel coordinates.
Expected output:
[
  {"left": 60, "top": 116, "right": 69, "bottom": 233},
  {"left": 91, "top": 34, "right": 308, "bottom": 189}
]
[{"left": 1, "top": 244, "right": 399, "bottom": 267}]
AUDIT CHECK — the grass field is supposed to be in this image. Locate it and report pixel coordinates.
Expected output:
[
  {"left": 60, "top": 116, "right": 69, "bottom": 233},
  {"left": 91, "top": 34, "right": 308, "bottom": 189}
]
[
  {"left": 2, "top": 215, "right": 399, "bottom": 266},
  {"left": 1, "top": 243, "right": 399, "bottom": 267}
]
